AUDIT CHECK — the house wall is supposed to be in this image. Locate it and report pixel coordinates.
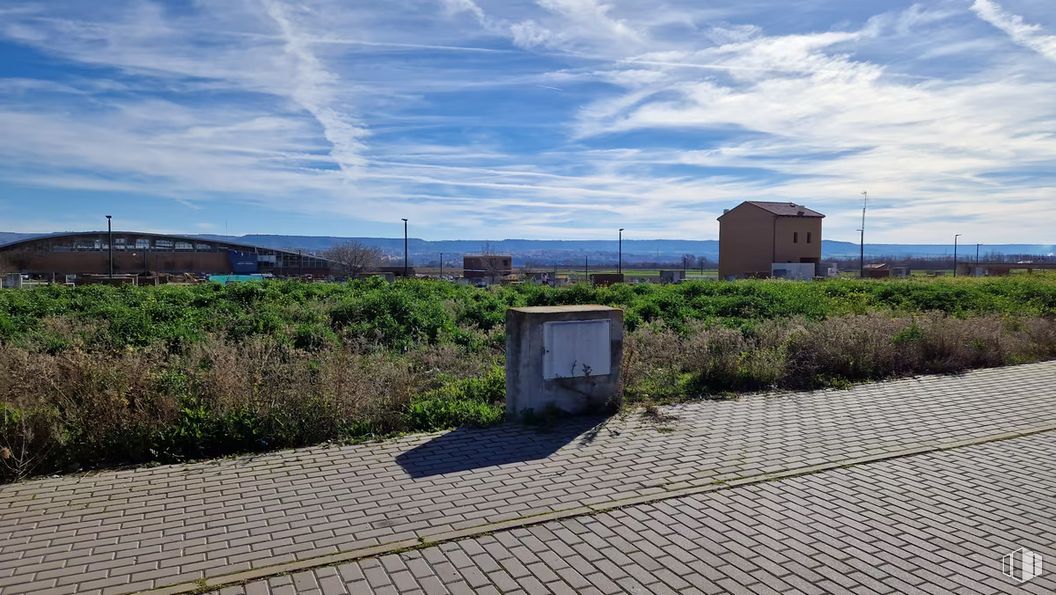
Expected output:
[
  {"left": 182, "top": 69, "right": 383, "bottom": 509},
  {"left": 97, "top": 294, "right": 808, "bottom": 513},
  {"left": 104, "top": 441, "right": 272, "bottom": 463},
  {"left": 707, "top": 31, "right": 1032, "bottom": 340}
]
[
  {"left": 463, "top": 255, "right": 513, "bottom": 279},
  {"left": 773, "top": 216, "right": 823, "bottom": 264},
  {"left": 718, "top": 205, "right": 775, "bottom": 279}
]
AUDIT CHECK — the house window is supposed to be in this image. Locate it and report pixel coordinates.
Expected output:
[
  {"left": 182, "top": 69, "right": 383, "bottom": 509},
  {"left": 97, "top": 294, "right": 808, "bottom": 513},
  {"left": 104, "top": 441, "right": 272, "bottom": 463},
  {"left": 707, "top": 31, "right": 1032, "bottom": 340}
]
[
  {"left": 793, "top": 232, "right": 798, "bottom": 243},
  {"left": 807, "top": 232, "right": 812, "bottom": 244}
]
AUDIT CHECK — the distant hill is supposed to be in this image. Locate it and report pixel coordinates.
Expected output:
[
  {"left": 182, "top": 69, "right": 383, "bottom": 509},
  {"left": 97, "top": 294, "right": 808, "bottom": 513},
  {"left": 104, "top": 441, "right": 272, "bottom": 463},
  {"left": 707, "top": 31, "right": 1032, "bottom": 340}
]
[
  {"left": 0, "top": 232, "right": 33, "bottom": 246},
  {"left": 3, "top": 231, "right": 1053, "bottom": 265}
]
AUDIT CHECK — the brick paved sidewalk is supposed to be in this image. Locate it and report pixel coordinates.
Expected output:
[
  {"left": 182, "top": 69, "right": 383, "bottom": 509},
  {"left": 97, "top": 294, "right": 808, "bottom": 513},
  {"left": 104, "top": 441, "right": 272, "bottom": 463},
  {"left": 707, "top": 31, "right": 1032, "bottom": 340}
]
[
  {"left": 1, "top": 361, "right": 1055, "bottom": 593},
  {"left": 230, "top": 429, "right": 1056, "bottom": 595}
]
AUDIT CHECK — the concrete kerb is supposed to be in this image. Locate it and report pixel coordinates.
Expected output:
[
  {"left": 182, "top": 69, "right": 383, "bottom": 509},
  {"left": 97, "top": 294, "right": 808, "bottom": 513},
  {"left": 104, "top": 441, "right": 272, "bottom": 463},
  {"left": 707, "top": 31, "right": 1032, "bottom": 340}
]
[{"left": 140, "top": 421, "right": 1056, "bottom": 595}]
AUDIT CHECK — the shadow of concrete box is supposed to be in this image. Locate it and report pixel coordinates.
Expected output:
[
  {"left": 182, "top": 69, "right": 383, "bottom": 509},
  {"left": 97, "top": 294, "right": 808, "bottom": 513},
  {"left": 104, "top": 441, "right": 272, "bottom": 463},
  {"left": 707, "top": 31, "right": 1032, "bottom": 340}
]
[{"left": 505, "top": 305, "right": 624, "bottom": 418}]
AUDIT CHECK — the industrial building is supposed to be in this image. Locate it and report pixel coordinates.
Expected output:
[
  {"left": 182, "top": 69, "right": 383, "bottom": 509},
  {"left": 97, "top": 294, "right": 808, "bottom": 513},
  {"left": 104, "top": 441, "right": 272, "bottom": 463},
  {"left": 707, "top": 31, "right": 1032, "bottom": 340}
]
[
  {"left": 463, "top": 254, "right": 513, "bottom": 284},
  {"left": 0, "top": 231, "right": 338, "bottom": 278},
  {"left": 718, "top": 201, "right": 824, "bottom": 280},
  {"left": 956, "top": 261, "right": 1056, "bottom": 277}
]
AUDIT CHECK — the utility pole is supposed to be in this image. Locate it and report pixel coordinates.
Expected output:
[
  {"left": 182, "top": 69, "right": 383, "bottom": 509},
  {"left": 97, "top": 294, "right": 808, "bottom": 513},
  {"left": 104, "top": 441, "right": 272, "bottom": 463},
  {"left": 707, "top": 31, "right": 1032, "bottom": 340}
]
[
  {"left": 618, "top": 228, "right": 624, "bottom": 275},
  {"left": 585, "top": 256, "right": 589, "bottom": 280},
  {"left": 401, "top": 218, "right": 408, "bottom": 278},
  {"left": 953, "top": 234, "right": 961, "bottom": 276},
  {"left": 439, "top": 252, "right": 443, "bottom": 278},
  {"left": 859, "top": 192, "right": 867, "bottom": 278},
  {"left": 106, "top": 215, "right": 113, "bottom": 278}
]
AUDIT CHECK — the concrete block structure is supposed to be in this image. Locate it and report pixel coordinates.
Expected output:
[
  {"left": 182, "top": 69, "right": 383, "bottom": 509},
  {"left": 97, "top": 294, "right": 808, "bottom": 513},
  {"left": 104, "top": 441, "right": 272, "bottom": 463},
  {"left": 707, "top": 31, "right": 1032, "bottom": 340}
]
[
  {"left": 771, "top": 262, "right": 816, "bottom": 280},
  {"left": 718, "top": 201, "right": 824, "bottom": 280},
  {"left": 505, "top": 305, "right": 623, "bottom": 417},
  {"left": 659, "top": 270, "right": 686, "bottom": 284},
  {"left": 589, "top": 273, "right": 624, "bottom": 286}
]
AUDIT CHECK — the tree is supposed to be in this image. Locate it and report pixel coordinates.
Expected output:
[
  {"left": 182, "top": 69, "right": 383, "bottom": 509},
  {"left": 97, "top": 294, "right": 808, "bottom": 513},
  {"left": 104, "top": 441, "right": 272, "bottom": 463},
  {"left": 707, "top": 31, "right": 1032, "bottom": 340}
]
[
  {"left": 479, "top": 242, "right": 509, "bottom": 285},
  {"left": 323, "top": 241, "right": 383, "bottom": 277}
]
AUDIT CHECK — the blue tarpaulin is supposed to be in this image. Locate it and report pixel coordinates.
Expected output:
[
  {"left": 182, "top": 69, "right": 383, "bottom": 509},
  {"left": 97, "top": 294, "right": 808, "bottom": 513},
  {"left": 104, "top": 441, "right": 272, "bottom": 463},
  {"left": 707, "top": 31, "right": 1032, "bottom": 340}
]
[{"left": 209, "top": 274, "right": 265, "bottom": 285}]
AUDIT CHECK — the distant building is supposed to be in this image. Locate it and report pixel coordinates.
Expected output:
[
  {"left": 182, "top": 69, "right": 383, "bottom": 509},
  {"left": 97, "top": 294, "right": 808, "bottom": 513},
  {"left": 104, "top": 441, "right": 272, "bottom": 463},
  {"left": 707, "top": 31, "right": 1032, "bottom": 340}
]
[
  {"left": 463, "top": 254, "right": 512, "bottom": 283},
  {"left": 771, "top": 262, "right": 816, "bottom": 281},
  {"left": 863, "top": 263, "right": 891, "bottom": 278},
  {"left": 956, "top": 262, "right": 1056, "bottom": 277},
  {"left": 659, "top": 270, "right": 686, "bottom": 284},
  {"left": 862, "top": 263, "right": 910, "bottom": 279},
  {"left": 718, "top": 201, "right": 824, "bottom": 280},
  {"left": 590, "top": 273, "right": 624, "bottom": 287},
  {"left": 376, "top": 266, "right": 417, "bottom": 278},
  {"left": 0, "top": 231, "right": 337, "bottom": 278}
]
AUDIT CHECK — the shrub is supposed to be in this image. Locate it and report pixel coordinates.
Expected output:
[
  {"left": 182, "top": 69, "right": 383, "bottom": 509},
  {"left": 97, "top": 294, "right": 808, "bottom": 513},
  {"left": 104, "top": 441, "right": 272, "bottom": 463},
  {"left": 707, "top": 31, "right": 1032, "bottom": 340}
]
[
  {"left": 406, "top": 365, "right": 506, "bottom": 431},
  {"left": 2, "top": 275, "right": 1056, "bottom": 481},
  {"left": 621, "top": 313, "right": 1056, "bottom": 401}
]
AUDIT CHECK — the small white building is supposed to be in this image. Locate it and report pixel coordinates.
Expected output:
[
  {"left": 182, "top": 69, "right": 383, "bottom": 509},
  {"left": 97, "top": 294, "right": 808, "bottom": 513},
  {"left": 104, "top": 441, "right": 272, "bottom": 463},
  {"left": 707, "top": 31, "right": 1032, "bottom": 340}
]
[{"left": 771, "top": 262, "right": 816, "bottom": 281}]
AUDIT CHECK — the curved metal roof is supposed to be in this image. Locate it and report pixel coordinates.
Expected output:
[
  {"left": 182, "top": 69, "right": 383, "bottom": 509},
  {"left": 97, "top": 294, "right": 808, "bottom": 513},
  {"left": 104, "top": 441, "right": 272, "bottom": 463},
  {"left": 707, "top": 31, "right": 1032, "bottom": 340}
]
[{"left": 0, "top": 231, "right": 339, "bottom": 263}]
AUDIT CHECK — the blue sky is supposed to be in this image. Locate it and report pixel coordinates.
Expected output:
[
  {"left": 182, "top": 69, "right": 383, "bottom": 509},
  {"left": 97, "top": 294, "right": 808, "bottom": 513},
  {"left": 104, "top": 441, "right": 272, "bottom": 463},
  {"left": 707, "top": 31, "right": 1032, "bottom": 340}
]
[{"left": 0, "top": 0, "right": 1054, "bottom": 242}]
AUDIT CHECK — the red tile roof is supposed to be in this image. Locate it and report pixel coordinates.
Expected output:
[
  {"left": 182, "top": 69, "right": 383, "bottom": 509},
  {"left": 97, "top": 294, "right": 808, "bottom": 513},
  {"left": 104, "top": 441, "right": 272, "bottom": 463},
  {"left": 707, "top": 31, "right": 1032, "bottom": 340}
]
[{"left": 744, "top": 201, "right": 825, "bottom": 217}]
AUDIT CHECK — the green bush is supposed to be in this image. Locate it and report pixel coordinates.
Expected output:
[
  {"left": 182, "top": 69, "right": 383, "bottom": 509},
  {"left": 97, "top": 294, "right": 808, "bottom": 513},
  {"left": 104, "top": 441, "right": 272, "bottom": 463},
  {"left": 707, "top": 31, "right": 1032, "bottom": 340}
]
[
  {"left": 406, "top": 366, "right": 506, "bottom": 431},
  {"left": 2, "top": 274, "right": 1056, "bottom": 482}
]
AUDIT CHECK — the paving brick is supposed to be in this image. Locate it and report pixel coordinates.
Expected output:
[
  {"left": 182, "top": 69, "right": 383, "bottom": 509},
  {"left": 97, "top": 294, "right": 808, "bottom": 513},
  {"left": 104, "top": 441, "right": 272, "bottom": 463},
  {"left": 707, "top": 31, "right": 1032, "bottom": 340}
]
[{"left": 4, "top": 362, "right": 1056, "bottom": 593}]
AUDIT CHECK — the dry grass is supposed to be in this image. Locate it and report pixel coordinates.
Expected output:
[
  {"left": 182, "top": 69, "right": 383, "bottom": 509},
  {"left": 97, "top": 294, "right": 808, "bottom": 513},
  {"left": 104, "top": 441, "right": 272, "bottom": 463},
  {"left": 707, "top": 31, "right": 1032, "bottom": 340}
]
[
  {"left": 3, "top": 300, "right": 1056, "bottom": 482},
  {"left": 623, "top": 313, "right": 1056, "bottom": 402},
  {"left": 0, "top": 336, "right": 496, "bottom": 482}
]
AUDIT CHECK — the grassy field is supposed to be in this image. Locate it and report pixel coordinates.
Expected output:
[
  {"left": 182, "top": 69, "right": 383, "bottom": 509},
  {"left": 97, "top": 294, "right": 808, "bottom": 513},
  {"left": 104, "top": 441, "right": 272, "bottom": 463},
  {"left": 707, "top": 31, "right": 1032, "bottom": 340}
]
[
  {"left": 2, "top": 274, "right": 1056, "bottom": 481},
  {"left": 414, "top": 266, "right": 720, "bottom": 279}
]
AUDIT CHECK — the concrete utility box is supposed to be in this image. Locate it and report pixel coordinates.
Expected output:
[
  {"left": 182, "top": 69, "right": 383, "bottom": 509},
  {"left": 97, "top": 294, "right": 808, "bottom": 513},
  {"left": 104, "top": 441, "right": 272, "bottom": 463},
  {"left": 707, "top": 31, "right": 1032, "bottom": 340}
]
[
  {"left": 771, "top": 262, "right": 816, "bottom": 280},
  {"left": 506, "top": 305, "right": 623, "bottom": 417}
]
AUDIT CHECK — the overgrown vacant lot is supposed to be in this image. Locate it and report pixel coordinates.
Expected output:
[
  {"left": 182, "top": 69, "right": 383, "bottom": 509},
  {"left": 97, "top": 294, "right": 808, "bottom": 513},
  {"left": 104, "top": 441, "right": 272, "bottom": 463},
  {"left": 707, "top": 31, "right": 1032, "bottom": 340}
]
[{"left": 2, "top": 275, "right": 1056, "bottom": 481}]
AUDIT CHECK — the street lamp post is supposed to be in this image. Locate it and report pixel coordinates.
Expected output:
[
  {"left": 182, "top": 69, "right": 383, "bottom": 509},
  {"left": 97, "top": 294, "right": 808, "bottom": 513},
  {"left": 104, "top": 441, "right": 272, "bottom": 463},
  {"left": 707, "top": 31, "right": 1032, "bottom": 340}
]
[
  {"left": 401, "top": 218, "right": 409, "bottom": 278},
  {"left": 618, "top": 228, "right": 624, "bottom": 275},
  {"left": 953, "top": 234, "right": 962, "bottom": 276},
  {"left": 859, "top": 191, "right": 867, "bottom": 278},
  {"left": 106, "top": 215, "right": 113, "bottom": 279}
]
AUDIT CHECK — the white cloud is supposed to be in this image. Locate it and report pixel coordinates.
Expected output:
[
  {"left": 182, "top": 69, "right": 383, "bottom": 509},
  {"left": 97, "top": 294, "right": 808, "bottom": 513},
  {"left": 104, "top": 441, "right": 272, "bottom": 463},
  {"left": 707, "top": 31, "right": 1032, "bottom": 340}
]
[
  {"left": 0, "top": 1, "right": 1054, "bottom": 242},
  {"left": 261, "top": 0, "right": 368, "bottom": 174},
  {"left": 971, "top": 0, "right": 1056, "bottom": 62}
]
